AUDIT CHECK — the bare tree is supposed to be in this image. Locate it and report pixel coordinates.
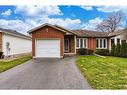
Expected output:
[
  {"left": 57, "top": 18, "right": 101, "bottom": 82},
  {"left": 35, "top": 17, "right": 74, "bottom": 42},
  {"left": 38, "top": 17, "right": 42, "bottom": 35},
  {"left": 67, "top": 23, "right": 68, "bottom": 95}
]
[{"left": 96, "top": 11, "right": 124, "bottom": 32}]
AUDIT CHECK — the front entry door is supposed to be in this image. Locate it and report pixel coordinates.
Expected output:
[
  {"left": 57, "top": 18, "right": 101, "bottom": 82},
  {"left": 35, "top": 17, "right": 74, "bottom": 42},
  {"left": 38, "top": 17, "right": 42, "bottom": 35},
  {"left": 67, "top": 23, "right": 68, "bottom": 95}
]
[{"left": 64, "top": 38, "right": 69, "bottom": 52}]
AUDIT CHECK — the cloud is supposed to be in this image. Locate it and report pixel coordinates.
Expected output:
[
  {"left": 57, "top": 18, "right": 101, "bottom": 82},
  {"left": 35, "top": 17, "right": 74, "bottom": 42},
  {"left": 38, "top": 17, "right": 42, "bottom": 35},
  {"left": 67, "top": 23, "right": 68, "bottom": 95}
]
[
  {"left": 80, "top": 6, "right": 93, "bottom": 10},
  {"left": 1, "top": 9, "right": 12, "bottom": 16},
  {"left": 96, "top": 6, "right": 127, "bottom": 13},
  {"left": 0, "top": 17, "right": 81, "bottom": 34},
  {"left": 26, "top": 17, "right": 81, "bottom": 31},
  {"left": 15, "top": 5, "right": 62, "bottom": 17},
  {"left": 0, "top": 19, "right": 32, "bottom": 35},
  {"left": 41, "top": 18, "right": 81, "bottom": 29},
  {"left": 0, "top": 6, "right": 82, "bottom": 34},
  {"left": 81, "top": 17, "right": 103, "bottom": 30}
]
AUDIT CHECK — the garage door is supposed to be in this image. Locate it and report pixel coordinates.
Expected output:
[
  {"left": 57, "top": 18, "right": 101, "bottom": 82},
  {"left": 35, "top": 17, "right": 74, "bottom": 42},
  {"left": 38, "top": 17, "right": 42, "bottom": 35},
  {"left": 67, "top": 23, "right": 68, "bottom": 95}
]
[{"left": 36, "top": 39, "right": 60, "bottom": 58}]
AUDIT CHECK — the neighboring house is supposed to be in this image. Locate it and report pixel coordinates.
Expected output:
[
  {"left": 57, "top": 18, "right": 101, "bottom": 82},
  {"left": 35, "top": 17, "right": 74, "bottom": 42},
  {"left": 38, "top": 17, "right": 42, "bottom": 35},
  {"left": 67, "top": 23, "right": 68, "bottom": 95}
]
[
  {"left": 0, "top": 28, "right": 32, "bottom": 57},
  {"left": 28, "top": 23, "right": 127, "bottom": 58},
  {"left": 108, "top": 29, "right": 127, "bottom": 50}
]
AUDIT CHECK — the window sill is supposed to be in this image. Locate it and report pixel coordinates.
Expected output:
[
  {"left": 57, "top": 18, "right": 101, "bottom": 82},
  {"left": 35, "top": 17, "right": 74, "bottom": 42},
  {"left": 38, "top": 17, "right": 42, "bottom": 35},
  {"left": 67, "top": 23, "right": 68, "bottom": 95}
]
[
  {"left": 96, "top": 48, "right": 107, "bottom": 49},
  {"left": 76, "top": 47, "right": 87, "bottom": 49}
]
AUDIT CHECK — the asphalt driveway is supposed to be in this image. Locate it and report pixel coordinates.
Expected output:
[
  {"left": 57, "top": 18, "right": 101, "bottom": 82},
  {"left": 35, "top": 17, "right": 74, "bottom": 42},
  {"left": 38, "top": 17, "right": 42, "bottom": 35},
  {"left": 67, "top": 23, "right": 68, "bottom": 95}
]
[{"left": 0, "top": 57, "right": 91, "bottom": 89}]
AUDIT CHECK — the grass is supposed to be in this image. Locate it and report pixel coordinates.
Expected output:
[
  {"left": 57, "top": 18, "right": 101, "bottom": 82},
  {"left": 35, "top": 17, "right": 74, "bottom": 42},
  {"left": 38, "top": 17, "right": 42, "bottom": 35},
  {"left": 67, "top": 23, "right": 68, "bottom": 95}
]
[
  {"left": 76, "top": 55, "right": 127, "bottom": 89},
  {"left": 0, "top": 55, "right": 32, "bottom": 73}
]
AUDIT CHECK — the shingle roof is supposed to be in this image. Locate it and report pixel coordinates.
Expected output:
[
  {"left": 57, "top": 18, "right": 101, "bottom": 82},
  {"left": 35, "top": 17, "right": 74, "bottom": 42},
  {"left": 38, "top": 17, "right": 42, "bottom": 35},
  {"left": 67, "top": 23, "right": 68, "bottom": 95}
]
[
  {"left": 71, "top": 30, "right": 110, "bottom": 37},
  {"left": 27, "top": 23, "right": 127, "bottom": 38},
  {"left": 108, "top": 29, "right": 127, "bottom": 37},
  {"left": 0, "top": 28, "right": 31, "bottom": 40}
]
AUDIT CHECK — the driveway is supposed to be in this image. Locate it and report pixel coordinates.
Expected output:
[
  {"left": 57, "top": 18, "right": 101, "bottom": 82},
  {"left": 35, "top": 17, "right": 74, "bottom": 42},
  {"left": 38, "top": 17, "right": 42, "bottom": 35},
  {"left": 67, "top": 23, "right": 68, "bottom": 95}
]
[{"left": 0, "top": 57, "right": 91, "bottom": 89}]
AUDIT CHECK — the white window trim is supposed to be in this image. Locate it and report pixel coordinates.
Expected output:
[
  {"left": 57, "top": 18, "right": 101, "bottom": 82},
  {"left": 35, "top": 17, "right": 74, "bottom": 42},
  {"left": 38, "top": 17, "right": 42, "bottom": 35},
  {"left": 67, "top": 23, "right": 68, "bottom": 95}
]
[
  {"left": 76, "top": 38, "right": 87, "bottom": 49},
  {"left": 96, "top": 38, "right": 107, "bottom": 49}
]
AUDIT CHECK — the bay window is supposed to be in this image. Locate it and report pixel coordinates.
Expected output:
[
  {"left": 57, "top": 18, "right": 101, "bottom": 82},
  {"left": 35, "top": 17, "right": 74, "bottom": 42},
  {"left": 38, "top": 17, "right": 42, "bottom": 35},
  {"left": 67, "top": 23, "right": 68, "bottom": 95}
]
[
  {"left": 76, "top": 38, "right": 87, "bottom": 48},
  {"left": 96, "top": 38, "right": 107, "bottom": 49}
]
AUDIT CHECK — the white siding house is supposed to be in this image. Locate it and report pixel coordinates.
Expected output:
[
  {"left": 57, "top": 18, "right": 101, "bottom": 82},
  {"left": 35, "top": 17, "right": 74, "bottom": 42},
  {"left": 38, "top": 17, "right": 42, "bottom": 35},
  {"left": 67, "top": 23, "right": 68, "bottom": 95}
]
[
  {"left": 109, "top": 30, "right": 127, "bottom": 50},
  {"left": 2, "top": 34, "right": 31, "bottom": 56},
  {"left": 0, "top": 28, "right": 32, "bottom": 57}
]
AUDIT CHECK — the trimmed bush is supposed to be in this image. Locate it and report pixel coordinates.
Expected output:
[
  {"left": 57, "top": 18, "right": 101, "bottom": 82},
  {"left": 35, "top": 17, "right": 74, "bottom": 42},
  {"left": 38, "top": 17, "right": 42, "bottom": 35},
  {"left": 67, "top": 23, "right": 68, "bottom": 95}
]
[
  {"left": 111, "top": 41, "right": 127, "bottom": 58},
  {"left": 79, "top": 48, "right": 87, "bottom": 55},
  {"left": 114, "top": 43, "right": 121, "bottom": 56},
  {"left": 120, "top": 42, "right": 127, "bottom": 57},
  {"left": 78, "top": 48, "right": 93, "bottom": 55},
  {"left": 87, "top": 49, "right": 94, "bottom": 55},
  {"left": 0, "top": 52, "right": 3, "bottom": 59},
  {"left": 111, "top": 43, "right": 116, "bottom": 56},
  {"left": 95, "top": 49, "right": 110, "bottom": 56}
]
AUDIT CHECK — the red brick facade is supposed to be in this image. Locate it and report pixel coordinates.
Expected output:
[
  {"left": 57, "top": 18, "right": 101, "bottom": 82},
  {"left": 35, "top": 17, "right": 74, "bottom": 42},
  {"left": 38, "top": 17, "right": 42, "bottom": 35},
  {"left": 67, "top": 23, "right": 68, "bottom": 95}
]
[
  {"left": 64, "top": 35, "right": 75, "bottom": 53},
  {"left": 30, "top": 25, "right": 109, "bottom": 58},
  {"left": 32, "top": 26, "right": 64, "bottom": 57},
  {"left": 87, "top": 38, "right": 96, "bottom": 52}
]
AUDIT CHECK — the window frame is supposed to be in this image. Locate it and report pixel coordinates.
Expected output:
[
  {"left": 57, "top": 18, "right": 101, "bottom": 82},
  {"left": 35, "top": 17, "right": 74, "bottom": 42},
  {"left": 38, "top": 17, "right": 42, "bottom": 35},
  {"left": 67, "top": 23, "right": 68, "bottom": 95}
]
[
  {"left": 117, "top": 38, "right": 120, "bottom": 44},
  {"left": 76, "top": 38, "right": 87, "bottom": 49},
  {"left": 96, "top": 38, "right": 107, "bottom": 49}
]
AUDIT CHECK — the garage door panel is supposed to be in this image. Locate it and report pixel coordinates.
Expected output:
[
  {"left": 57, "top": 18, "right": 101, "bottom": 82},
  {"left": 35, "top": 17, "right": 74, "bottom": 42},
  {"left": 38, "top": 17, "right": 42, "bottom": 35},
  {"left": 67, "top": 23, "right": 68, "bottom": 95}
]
[{"left": 36, "top": 39, "right": 60, "bottom": 58}]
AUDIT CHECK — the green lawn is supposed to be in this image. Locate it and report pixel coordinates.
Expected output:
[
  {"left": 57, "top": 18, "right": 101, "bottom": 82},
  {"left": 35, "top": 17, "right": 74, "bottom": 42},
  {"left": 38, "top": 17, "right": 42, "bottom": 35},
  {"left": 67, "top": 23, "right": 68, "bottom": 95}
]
[
  {"left": 0, "top": 55, "right": 32, "bottom": 73},
  {"left": 76, "top": 56, "right": 127, "bottom": 89}
]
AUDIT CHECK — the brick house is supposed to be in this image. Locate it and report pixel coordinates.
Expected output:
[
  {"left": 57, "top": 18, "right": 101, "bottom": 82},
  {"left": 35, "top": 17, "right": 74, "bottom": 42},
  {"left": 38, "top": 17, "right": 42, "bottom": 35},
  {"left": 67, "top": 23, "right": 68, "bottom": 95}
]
[{"left": 28, "top": 23, "right": 127, "bottom": 58}]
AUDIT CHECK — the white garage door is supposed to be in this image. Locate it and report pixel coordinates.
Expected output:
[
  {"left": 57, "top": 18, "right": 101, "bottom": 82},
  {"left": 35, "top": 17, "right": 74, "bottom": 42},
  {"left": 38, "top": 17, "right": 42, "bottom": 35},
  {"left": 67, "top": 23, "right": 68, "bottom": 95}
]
[{"left": 36, "top": 39, "right": 60, "bottom": 58}]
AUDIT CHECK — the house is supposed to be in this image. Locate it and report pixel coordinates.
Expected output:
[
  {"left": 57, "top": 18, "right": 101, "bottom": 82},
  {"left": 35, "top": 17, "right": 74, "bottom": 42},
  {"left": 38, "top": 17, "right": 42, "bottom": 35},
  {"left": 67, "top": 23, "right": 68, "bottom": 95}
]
[
  {"left": 0, "top": 28, "right": 32, "bottom": 57},
  {"left": 28, "top": 23, "right": 127, "bottom": 58}
]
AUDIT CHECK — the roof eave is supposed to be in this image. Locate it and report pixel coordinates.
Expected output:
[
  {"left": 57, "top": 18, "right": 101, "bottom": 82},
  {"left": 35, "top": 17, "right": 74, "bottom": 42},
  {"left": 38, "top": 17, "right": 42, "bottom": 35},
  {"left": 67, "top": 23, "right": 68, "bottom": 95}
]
[
  {"left": 27, "top": 23, "right": 78, "bottom": 36},
  {"left": 28, "top": 23, "right": 68, "bottom": 34}
]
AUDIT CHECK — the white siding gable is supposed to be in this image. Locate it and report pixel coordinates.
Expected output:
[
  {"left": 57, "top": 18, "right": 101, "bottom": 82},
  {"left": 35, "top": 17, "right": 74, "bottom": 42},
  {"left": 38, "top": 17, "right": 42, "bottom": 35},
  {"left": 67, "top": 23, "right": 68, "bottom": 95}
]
[{"left": 2, "top": 34, "right": 32, "bottom": 56}]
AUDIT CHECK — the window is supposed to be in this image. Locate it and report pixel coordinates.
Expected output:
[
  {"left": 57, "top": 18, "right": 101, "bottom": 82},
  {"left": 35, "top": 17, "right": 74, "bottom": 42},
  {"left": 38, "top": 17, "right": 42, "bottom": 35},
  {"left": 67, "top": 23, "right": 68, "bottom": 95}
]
[
  {"left": 76, "top": 39, "right": 79, "bottom": 48},
  {"left": 96, "top": 39, "right": 99, "bottom": 48},
  {"left": 104, "top": 39, "right": 106, "bottom": 48},
  {"left": 111, "top": 39, "right": 114, "bottom": 46},
  {"left": 117, "top": 38, "right": 120, "bottom": 44},
  {"left": 76, "top": 38, "right": 87, "bottom": 48},
  {"left": 96, "top": 38, "right": 107, "bottom": 49},
  {"left": 100, "top": 39, "right": 102, "bottom": 48},
  {"left": 84, "top": 39, "right": 86, "bottom": 48},
  {"left": 80, "top": 39, "right": 83, "bottom": 48},
  {"left": 121, "top": 40, "right": 126, "bottom": 44}
]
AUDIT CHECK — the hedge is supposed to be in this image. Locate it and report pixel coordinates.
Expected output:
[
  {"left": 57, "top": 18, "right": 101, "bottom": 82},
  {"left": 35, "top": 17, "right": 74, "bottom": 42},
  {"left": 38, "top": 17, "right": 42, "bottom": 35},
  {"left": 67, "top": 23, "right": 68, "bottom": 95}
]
[
  {"left": 78, "top": 48, "right": 94, "bottom": 55},
  {"left": 95, "top": 49, "right": 110, "bottom": 56},
  {"left": 111, "top": 42, "right": 127, "bottom": 58}
]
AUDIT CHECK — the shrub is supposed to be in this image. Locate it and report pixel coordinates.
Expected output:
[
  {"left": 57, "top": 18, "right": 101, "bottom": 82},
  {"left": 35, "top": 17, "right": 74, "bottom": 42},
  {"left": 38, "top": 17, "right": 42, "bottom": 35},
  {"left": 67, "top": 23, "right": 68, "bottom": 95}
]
[
  {"left": 111, "top": 43, "right": 116, "bottom": 56},
  {"left": 78, "top": 48, "right": 93, "bottom": 55},
  {"left": 0, "top": 52, "right": 3, "bottom": 59},
  {"left": 79, "top": 48, "right": 88, "bottom": 55},
  {"left": 120, "top": 42, "right": 127, "bottom": 57},
  {"left": 95, "top": 49, "right": 110, "bottom": 56},
  {"left": 114, "top": 43, "right": 121, "bottom": 56},
  {"left": 87, "top": 49, "right": 94, "bottom": 55}
]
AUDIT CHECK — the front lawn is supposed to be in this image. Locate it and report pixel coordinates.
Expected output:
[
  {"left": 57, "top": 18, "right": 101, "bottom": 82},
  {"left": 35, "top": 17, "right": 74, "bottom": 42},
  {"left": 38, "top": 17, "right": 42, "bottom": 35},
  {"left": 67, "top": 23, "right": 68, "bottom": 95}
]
[
  {"left": 0, "top": 55, "right": 32, "bottom": 73},
  {"left": 76, "top": 56, "right": 127, "bottom": 89}
]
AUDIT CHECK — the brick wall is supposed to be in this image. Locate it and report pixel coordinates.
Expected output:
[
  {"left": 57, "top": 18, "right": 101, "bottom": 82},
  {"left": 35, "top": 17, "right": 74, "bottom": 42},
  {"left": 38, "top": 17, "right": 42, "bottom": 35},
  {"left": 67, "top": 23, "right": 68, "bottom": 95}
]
[{"left": 31, "top": 26, "right": 64, "bottom": 57}]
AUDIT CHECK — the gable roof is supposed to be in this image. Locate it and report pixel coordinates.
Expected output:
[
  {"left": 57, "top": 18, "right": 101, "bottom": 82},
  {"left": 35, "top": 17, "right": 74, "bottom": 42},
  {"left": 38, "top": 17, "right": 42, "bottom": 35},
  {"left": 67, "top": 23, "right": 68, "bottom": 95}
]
[
  {"left": 27, "top": 23, "right": 127, "bottom": 38},
  {"left": 0, "top": 28, "right": 31, "bottom": 40},
  {"left": 72, "top": 30, "right": 110, "bottom": 37},
  {"left": 108, "top": 29, "right": 127, "bottom": 37},
  {"left": 28, "top": 23, "right": 77, "bottom": 35}
]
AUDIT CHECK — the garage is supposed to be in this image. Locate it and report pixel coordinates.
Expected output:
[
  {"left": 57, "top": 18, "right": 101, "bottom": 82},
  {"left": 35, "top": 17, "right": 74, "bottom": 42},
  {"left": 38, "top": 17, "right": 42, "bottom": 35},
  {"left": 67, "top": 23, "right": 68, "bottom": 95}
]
[{"left": 36, "top": 39, "right": 60, "bottom": 58}]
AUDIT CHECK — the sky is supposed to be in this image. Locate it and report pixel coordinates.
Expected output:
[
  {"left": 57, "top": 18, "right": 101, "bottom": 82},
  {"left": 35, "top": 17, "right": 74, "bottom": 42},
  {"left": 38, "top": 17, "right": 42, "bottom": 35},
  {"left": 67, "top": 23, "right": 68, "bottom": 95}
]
[{"left": 0, "top": 5, "right": 127, "bottom": 35}]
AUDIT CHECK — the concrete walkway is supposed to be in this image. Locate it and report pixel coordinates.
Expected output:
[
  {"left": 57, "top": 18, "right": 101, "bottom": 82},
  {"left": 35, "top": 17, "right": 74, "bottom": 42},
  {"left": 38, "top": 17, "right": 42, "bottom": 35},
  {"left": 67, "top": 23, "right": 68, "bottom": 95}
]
[{"left": 0, "top": 57, "right": 91, "bottom": 89}]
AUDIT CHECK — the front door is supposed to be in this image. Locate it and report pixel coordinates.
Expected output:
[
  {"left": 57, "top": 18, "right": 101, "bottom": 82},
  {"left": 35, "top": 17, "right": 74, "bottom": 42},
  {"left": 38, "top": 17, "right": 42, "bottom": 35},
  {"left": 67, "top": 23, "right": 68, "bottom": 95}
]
[{"left": 64, "top": 38, "right": 69, "bottom": 52}]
